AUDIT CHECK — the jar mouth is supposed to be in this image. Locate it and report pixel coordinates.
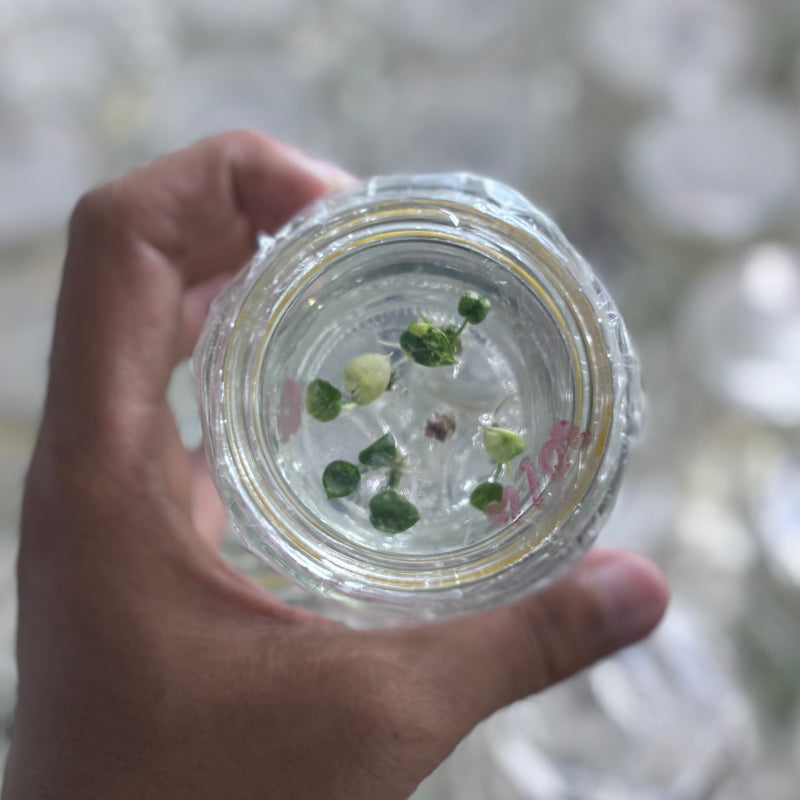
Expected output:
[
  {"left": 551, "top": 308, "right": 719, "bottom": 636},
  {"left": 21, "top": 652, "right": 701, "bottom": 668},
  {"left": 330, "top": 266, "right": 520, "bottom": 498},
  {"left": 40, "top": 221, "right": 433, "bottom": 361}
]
[{"left": 198, "top": 173, "right": 639, "bottom": 621}]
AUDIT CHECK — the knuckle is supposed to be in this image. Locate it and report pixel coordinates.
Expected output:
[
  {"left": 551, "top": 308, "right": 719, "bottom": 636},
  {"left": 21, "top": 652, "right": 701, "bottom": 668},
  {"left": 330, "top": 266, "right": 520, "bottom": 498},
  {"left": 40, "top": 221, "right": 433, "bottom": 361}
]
[
  {"left": 221, "top": 127, "right": 265, "bottom": 150},
  {"left": 68, "top": 183, "right": 138, "bottom": 264},
  {"left": 67, "top": 180, "right": 164, "bottom": 277},
  {"left": 69, "top": 184, "right": 118, "bottom": 237},
  {"left": 214, "top": 128, "right": 275, "bottom": 163}
]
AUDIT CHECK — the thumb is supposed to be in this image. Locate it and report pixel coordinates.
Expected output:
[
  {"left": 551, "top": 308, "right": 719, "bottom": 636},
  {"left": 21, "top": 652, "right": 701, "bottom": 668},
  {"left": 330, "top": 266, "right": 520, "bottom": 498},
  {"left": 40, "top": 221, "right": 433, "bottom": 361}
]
[{"left": 421, "top": 549, "right": 668, "bottom": 732}]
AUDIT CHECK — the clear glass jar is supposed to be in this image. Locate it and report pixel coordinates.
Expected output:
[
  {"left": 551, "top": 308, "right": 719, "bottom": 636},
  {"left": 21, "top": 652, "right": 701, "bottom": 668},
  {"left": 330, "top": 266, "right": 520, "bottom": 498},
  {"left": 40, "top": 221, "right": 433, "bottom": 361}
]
[{"left": 194, "top": 173, "right": 642, "bottom": 623}]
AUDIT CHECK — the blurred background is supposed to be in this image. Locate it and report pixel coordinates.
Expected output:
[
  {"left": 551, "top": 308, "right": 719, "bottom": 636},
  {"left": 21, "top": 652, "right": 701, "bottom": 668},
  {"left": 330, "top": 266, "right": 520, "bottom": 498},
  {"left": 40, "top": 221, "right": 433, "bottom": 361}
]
[{"left": 1, "top": 0, "right": 799, "bottom": 796}]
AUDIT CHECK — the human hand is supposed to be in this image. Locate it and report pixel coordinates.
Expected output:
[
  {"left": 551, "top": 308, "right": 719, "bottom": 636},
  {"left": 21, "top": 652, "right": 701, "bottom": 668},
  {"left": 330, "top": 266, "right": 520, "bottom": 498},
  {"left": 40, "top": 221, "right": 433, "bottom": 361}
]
[{"left": 3, "top": 131, "right": 668, "bottom": 800}]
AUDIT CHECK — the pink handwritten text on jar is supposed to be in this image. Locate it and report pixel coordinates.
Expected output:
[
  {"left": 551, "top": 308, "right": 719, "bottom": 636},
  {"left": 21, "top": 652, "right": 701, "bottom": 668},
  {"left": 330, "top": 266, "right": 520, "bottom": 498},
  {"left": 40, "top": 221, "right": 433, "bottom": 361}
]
[{"left": 484, "top": 421, "right": 591, "bottom": 525}]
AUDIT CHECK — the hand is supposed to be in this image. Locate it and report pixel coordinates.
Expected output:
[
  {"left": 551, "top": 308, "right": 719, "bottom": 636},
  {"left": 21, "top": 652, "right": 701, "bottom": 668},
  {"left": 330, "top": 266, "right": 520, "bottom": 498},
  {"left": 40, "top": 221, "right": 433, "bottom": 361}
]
[{"left": 3, "top": 131, "right": 668, "bottom": 800}]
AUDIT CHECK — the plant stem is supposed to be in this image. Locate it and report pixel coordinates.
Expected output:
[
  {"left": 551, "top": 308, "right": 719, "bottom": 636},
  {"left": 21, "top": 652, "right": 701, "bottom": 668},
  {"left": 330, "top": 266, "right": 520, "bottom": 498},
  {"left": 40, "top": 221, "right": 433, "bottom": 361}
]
[
  {"left": 453, "top": 319, "right": 468, "bottom": 340},
  {"left": 491, "top": 463, "right": 503, "bottom": 482},
  {"left": 389, "top": 458, "right": 404, "bottom": 490}
]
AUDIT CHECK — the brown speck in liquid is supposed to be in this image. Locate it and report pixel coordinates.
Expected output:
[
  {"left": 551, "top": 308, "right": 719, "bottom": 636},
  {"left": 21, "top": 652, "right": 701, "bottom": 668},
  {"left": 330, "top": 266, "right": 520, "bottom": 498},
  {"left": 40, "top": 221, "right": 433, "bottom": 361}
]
[{"left": 425, "top": 412, "right": 456, "bottom": 442}]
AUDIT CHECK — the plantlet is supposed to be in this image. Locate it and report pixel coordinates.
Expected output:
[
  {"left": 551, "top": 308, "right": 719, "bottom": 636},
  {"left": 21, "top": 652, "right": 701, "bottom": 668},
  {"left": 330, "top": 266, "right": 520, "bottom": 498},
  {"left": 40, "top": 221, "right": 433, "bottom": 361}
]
[
  {"left": 483, "top": 425, "right": 527, "bottom": 466},
  {"left": 305, "top": 379, "right": 342, "bottom": 422},
  {"left": 305, "top": 353, "right": 391, "bottom": 422},
  {"left": 322, "top": 460, "right": 361, "bottom": 498},
  {"left": 400, "top": 291, "right": 490, "bottom": 368},
  {"left": 343, "top": 353, "right": 392, "bottom": 405},
  {"left": 469, "top": 481, "right": 503, "bottom": 511},
  {"left": 458, "top": 290, "right": 491, "bottom": 324},
  {"left": 400, "top": 321, "right": 458, "bottom": 367},
  {"left": 469, "top": 425, "right": 528, "bottom": 517},
  {"left": 358, "top": 432, "right": 397, "bottom": 468},
  {"left": 322, "top": 433, "right": 420, "bottom": 534},
  {"left": 369, "top": 490, "right": 421, "bottom": 534}
]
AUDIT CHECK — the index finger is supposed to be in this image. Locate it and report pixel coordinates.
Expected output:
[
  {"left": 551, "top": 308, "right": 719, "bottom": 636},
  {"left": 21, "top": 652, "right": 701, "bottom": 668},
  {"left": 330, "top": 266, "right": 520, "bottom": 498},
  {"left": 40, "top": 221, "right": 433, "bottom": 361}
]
[{"left": 45, "top": 131, "right": 353, "bottom": 442}]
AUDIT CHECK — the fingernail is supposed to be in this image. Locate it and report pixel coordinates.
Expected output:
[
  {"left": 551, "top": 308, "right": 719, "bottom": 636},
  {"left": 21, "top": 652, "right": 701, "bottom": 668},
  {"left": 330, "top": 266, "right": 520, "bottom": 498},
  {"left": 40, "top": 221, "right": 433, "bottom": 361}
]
[
  {"left": 313, "top": 159, "right": 358, "bottom": 187},
  {"left": 580, "top": 556, "right": 668, "bottom": 644},
  {"left": 292, "top": 151, "right": 357, "bottom": 189}
]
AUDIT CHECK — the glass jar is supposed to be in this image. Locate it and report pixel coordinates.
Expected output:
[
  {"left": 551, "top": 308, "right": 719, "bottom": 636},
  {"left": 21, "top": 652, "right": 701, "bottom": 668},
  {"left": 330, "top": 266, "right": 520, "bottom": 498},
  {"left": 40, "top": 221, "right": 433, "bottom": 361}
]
[{"left": 194, "top": 173, "right": 642, "bottom": 623}]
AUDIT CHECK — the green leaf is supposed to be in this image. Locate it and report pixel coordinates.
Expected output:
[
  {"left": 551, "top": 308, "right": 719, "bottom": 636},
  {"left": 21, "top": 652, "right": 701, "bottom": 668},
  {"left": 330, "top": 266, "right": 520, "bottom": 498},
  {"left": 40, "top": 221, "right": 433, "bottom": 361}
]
[
  {"left": 400, "top": 322, "right": 458, "bottom": 367},
  {"left": 483, "top": 425, "right": 527, "bottom": 465},
  {"left": 322, "top": 460, "right": 361, "bottom": 499},
  {"left": 442, "top": 324, "right": 460, "bottom": 346},
  {"left": 458, "top": 291, "right": 491, "bottom": 324},
  {"left": 342, "top": 353, "right": 392, "bottom": 406},
  {"left": 368, "top": 490, "right": 421, "bottom": 534},
  {"left": 469, "top": 482, "right": 503, "bottom": 511},
  {"left": 358, "top": 433, "right": 397, "bottom": 468},
  {"left": 304, "top": 379, "right": 342, "bottom": 422},
  {"left": 408, "top": 321, "right": 431, "bottom": 337}
]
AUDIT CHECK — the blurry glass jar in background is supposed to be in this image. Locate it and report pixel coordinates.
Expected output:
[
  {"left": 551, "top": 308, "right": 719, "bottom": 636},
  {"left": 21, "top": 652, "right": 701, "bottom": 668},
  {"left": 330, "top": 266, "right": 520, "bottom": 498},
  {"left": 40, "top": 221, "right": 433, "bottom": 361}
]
[
  {"left": 676, "top": 242, "right": 800, "bottom": 791},
  {"left": 575, "top": 0, "right": 757, "bottom": 115},
  {"left": 622, "top": 101, "right": 800, "bottom": 253},
  {"left": 0, "top": 0, "right": 177, "bottom": 239},
  {"left": 415, "top": 608, "right": 755, "bottom": 800},
  {"left": 610, "top": 97, "right": 800, "bottom": 327},
  {"left": 679, "top": 244, "right": 800, "bottom": 427}
]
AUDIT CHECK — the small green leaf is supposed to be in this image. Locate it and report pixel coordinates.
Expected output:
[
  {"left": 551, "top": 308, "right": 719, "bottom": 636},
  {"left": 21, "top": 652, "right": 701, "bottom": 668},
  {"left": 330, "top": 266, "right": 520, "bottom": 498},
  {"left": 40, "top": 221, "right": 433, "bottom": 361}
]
[
  {"left": 470, "top": 482, "right": 504, "bottom": 511},
  {"left": 400, "top": 322, "right": 458, "bottom": 367},
  {"left": 368, "top": 490, "right": 421, "bottom": 534},
  {"left": 358, "top": 433, "right": 397, "bottom": 468},
  {"left": 483, "top": 425, "right": 527, "bottom": 465},
  {"left": 304, "top": 379, "right": 342, "bottom": 422},
  {"left": 322, "top": 460, "right": 361, "bottom": 498},
  {"left": 342, "top": 353, "right": 392, "bottom": 406},
  {"left": 408, "top": 321, "right": 432, "bottom": 338},
  {"left": 458, "top": 291, "right": 491, "bottom": 324}
]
